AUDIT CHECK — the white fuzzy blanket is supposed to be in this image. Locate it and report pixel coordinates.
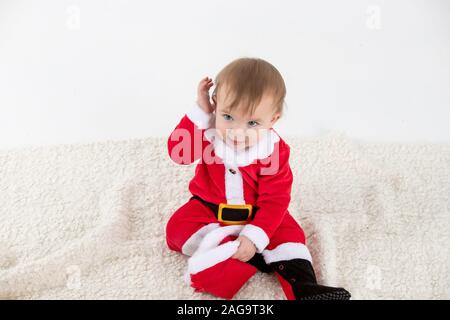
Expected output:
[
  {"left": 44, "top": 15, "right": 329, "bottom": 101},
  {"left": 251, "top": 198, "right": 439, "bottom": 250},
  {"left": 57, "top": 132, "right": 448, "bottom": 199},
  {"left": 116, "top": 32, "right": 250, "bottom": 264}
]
[{"left": 0, "top": 132, "right": 448, "bottom": 300}]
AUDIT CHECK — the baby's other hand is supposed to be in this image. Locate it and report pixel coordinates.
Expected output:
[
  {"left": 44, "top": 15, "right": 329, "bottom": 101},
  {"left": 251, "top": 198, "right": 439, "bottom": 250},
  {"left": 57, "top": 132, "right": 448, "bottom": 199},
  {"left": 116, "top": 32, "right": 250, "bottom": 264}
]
[
  {"left": 196, "top": 77, "right": 216, "bottom": 114},
  {"left": 232, "top": 235, "right": 257, "bottom": 262}
]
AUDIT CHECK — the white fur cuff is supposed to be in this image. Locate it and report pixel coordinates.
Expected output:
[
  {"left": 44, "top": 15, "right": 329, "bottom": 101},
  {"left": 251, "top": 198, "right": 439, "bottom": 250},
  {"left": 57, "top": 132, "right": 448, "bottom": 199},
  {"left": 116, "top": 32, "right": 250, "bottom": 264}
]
[
  {"left": 181, "top": 223, "right": 220, "bottom": 256},
  {"left": 186, "top": 101, "right": 213, "bottom": 129},
  {"left": 262, "top": 242, "right": 312, "bottom": 264},
  {"left": 239, "top": 224, "right": 270, "bottom": 253}
]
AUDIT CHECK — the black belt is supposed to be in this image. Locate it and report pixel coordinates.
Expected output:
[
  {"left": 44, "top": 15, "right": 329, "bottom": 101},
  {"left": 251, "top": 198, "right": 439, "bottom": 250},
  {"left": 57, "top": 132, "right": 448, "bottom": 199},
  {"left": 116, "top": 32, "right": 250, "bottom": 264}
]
[{"left": 190, "top": 195, "right": 258, "bottom": 225}]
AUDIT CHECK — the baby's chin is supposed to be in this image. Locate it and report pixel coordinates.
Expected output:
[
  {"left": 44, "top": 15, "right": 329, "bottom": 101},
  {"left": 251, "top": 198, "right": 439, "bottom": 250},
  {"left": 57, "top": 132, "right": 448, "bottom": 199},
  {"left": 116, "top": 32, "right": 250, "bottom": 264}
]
[
  {"left": 232, "top": 144, "right": 251, "bottom": 151},
  {"left": 214, "top": 129, "right": 258, "bottom": 151}
]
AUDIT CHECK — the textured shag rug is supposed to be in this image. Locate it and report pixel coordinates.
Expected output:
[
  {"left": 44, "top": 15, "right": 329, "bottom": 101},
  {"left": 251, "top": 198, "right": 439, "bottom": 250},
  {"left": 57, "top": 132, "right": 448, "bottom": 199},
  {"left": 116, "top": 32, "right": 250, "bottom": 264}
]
[{"left": 0, "top": 132, "right": 448, "bottom": 299}]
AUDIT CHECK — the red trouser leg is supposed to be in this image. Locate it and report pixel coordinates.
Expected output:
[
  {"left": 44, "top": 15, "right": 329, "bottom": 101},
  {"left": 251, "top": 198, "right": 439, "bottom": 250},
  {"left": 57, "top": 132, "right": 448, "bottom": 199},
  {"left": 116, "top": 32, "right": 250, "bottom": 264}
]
[
  {"left": 190, "top": 235, "right": 257, "bottom": 300},
  {"left": 275, "top": 272, "right": 296, "bottom": 300},
  {"left": 263, "top": 212, "right": 311, "bottom": 300},
  {"left": 166, "top": 199, "right": 257, "bottom": 299},
  {"left": 165, "top": 198, "right": 218, "bottom": 255},
  {"left": 190, "top": 260, "right": 257, "bottom": 300}
]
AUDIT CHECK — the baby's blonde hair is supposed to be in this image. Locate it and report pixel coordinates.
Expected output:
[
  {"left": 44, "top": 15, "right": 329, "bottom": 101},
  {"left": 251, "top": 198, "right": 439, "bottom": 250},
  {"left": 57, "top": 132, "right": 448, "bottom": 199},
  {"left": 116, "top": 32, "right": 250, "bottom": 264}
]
[{"left": 212, "top": 57, "right": 286, "bottom": 117}]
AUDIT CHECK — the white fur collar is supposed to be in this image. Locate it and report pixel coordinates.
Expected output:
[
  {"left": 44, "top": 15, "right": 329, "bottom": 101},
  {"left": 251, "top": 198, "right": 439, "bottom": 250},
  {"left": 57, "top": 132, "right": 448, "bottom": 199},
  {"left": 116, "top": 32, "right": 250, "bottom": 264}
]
[{"left": 203, "top": 128, "right": 280, "bottom": 167}]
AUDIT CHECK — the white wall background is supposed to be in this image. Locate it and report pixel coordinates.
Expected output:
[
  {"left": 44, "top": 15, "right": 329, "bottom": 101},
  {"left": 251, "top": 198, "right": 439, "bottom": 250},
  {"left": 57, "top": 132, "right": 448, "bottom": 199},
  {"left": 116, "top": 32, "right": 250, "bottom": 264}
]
[{"left": 0, "top": 0, "right": 449, "bottom": 150}]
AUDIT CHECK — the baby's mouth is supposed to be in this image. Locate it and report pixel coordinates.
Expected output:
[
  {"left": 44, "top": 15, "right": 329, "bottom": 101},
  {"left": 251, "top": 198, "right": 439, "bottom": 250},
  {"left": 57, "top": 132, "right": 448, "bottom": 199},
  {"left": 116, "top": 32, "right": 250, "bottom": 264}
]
[
  {"left": 226, "top": 137, "right": 243, "bottom": 146},
  {"left": 226, "top": 137, "right": 252, "bottom": 151}
]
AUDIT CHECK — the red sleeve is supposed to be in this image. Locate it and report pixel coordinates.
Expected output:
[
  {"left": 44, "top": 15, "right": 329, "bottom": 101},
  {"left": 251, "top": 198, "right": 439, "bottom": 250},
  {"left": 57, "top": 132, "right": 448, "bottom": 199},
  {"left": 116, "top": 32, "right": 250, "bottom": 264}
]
[
  {"left": 239, "top": 141, "right": 293, "bottom": 252},
  {"left": 167, "top": 102, "right": 213, "bottom": 165}
]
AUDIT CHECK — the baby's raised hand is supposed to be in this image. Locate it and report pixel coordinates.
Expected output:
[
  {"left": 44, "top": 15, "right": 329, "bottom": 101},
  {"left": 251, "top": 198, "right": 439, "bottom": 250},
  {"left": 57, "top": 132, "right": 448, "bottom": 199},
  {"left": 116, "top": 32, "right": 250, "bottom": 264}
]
[
  {"left": 232, "top": 235, "right": 257, "bottom": 262},
  {"left": 197, "top": 77, "right": 216, "bottom": 114}
]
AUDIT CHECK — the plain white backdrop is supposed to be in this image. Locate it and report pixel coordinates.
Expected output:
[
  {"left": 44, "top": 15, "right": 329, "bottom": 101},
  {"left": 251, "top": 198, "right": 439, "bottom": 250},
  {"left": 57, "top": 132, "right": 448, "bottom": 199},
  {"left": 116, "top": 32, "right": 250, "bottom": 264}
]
[{"left": 0, "top": 0, "right": 449, "bottom": 149}]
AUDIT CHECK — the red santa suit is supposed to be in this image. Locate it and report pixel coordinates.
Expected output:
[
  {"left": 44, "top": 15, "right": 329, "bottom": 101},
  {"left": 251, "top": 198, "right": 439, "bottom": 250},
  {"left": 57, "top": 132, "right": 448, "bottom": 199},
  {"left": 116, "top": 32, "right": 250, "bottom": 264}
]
[{"left": 165, "top": 102, "right": 312, "bottom": 300}]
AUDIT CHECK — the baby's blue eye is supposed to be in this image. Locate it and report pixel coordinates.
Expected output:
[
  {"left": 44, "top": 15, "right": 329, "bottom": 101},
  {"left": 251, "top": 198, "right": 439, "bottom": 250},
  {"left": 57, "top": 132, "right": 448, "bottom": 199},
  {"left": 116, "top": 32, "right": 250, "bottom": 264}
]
[
  {"left": 247, "top": 120, "right": 259, "bottom": 127},
  {"left": 222, "top": 114, "right": 233, "bottom": 121}
]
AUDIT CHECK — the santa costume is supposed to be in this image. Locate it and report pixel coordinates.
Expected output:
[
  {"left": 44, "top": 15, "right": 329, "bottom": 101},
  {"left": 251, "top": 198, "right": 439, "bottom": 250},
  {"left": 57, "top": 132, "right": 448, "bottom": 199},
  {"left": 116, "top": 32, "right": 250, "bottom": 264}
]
[{"left": 165, "top": 102, "right": 351, "bottom": 300}]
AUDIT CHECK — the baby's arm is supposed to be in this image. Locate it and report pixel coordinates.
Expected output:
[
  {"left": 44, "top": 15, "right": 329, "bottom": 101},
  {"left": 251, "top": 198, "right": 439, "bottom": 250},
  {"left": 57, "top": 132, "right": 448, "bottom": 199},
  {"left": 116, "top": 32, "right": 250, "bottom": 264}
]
[
  {"left": 196, "top": 77, "right": 216, "bottom": 113},
  {"left": 232, "top": 235, "right": 257, "bottom": 262},
  {"left": 167, "top": 77, "right": 215, "bottom": 165},
  {"left": 239, "top": 142, "right": 293, "bottom": 253}
]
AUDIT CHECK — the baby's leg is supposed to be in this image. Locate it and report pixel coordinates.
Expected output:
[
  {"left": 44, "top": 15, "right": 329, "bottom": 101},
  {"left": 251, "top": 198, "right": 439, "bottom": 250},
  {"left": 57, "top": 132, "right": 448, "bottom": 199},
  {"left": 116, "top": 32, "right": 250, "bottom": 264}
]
[
  {"left": 189, "top": 230, "right": 257, "bottom": 299},
  {"left": 263, "top": 213, "right": 308, "bottom": 300},
  {"left": 190, "top": 254, "right": 257, "bottom": 300},
  {"left": 262, "top": 213, "right": 350, "bottom": 300},
  {"left": 166, "top": 199, "right": 257, "bottom": 299},
  {"left": 165, "top": 198, "right": 219, "bottom": 256}
]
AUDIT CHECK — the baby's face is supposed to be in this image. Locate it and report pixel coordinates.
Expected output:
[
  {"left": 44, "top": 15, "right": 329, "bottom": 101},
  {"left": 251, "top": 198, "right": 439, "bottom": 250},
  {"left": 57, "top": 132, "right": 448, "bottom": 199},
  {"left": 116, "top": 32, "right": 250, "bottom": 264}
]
[{"left": 213, "top": 87, "right": 280, "bottom": 151}]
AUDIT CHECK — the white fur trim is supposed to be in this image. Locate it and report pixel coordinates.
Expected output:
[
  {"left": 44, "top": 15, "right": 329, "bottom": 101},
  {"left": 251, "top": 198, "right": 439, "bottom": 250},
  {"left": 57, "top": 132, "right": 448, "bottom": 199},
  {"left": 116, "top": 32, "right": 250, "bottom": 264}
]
[
  {"left": 181, "top": 223, "right": 220, "bottom": 256},
  {"left": 194, "top": 225, "right": 243, "bottom": 255},
  {"left": 224, "top": 164, "right": 245, "bottom": 204},
  {"left": 204, "top": 128, "right": 280, "bottom": 167},
  {"left": 187, "top": 225, "right": 244, "bottom": 275},
  {"left": 188, "top": 241, "right": 240, "bottom": 276},
  {"left": 239, "top": 224, "right": 270, "bottom": 253},
  {"left": 262, "top": 242, "right": 312, "bottom": 264},
  {"left": 186, "top": 101, "right": 213, "bottom": 129}
]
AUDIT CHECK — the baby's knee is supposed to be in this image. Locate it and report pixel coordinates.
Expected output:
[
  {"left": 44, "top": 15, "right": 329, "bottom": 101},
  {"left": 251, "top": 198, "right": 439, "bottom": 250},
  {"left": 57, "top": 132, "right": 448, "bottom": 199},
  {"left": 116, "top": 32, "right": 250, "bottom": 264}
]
[
  {"left": 165, "top": 208, "right": 186, "bottom": 251},
  {"left": 165, "top": 211, "right": 178, "bottom": 237},
  {"left": 166, "top": 204, "right": 188, "bottom": 233}
]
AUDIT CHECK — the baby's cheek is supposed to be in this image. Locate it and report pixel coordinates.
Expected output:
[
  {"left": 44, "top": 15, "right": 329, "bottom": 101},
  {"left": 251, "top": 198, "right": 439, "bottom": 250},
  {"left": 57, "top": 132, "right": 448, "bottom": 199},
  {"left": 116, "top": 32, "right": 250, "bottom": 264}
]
[
  {"left": 213, "top": 121, "right": 225, "bottom": 138},
  {"left": 246, "top": 130, "right": 262, "bottom": 146}
]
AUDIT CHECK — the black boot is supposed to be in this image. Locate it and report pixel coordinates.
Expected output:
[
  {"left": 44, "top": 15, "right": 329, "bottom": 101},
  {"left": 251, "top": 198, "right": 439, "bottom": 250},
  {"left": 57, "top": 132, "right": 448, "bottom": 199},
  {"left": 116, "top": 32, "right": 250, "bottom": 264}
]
[
  {"left": 271, "top": 258, "right": 351, "bottom": 300},
  {"left": 246, "top": 253, "right": 273, "bottom": 273}
]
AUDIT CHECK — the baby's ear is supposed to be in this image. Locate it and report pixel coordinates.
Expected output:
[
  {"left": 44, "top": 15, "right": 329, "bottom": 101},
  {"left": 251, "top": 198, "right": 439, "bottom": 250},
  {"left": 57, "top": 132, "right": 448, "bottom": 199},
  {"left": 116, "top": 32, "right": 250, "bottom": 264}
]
[
  {"left": 270, "top": 113, "right": 281, "bottom": 125},
  {"left": 211, "top": 94, "right": 217, "bottom": 109}
]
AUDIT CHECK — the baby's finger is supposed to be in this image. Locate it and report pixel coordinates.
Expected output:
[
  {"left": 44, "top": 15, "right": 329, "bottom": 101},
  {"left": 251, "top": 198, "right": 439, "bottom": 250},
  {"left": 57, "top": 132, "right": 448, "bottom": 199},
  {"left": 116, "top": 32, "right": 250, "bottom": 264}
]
[
  {"left": 241, "top": 253, "right": 251, "bottom": 261},
  {"left": 238, "top": 252, "right": 252, "bottom": 262},
  {"left": 199, "top": 83, "right": 209, "bottom": 91},
  {"left": 232, "top": 250, "right": 244, "bottom": 260},
  {"left": 240, "top": 256, "right": 250, "bottom": 262}
]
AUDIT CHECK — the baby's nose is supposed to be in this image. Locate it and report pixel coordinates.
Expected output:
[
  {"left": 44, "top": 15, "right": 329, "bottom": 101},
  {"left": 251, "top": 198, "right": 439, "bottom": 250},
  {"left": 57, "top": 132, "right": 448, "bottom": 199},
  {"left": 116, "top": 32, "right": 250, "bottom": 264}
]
[{"left": 227, "top": 129, "right": 247, "bottom": 141}]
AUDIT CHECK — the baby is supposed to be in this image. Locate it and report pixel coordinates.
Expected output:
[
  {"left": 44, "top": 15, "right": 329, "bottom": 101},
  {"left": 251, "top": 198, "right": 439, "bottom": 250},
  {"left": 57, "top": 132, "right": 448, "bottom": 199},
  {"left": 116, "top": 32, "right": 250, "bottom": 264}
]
[{"left": 165, "top": 57, "right": 351, "bottom": 300}]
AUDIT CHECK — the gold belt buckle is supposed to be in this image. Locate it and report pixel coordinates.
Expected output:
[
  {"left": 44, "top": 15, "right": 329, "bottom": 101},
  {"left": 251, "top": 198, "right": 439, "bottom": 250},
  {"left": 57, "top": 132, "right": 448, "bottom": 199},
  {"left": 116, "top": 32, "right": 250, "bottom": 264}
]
[{"left": 217, "top": 203, "right": 253, "bottom": 225}]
